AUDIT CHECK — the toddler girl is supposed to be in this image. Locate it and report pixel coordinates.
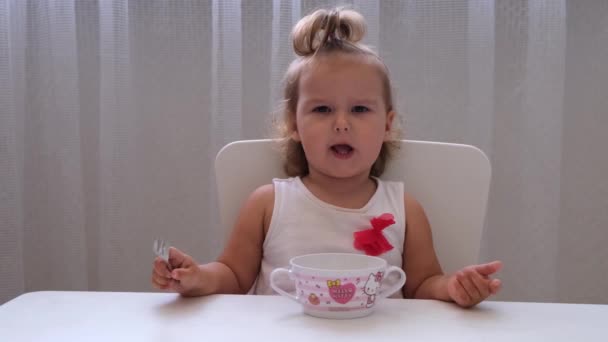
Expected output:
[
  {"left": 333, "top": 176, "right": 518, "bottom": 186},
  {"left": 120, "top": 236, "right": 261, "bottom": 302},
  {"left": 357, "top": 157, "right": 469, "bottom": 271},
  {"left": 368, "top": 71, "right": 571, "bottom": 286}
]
[{"left": 151, "top": 7, "right": 502, "bottom": 308}]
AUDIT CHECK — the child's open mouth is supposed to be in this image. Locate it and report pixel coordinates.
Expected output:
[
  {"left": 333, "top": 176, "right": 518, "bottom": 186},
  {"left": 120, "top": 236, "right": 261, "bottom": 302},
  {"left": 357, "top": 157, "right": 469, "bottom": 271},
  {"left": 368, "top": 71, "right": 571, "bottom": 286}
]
[{"left": 330, "top": 144, "right": 354, "bottom": 159}]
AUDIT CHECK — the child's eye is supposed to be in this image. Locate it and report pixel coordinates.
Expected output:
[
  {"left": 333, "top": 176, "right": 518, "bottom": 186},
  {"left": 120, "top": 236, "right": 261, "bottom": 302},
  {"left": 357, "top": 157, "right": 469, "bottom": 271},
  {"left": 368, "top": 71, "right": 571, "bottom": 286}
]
[
  {"left": 312, "top": 106, "right": 332, "bottom": 113},
  {"left": 352, "top": 105, "right": 370, "bottom": 113}
]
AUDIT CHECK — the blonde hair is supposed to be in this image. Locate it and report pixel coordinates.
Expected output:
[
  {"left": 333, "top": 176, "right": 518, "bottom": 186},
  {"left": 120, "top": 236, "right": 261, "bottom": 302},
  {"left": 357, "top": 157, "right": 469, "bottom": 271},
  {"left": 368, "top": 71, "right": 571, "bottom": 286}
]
[{"left": 275, "top": 7, "right": 399, "bottom": 177}]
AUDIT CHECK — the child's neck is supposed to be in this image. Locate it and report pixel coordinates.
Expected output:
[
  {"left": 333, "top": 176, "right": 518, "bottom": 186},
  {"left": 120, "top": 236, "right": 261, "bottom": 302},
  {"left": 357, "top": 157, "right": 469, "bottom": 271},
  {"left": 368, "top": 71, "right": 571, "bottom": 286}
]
[{"left": 301, "top": 171, "right": 377, "bottom": 209}]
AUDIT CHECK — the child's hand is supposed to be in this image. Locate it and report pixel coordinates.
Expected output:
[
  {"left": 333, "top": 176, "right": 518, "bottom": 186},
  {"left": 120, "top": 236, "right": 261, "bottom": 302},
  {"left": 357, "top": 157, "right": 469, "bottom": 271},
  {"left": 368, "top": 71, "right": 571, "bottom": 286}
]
[
  {"left": 151, "top": 247, "right": 204, "bottom": 296},
  {"left": 447, "top": 261, "right": 502, "bottom": 308}
]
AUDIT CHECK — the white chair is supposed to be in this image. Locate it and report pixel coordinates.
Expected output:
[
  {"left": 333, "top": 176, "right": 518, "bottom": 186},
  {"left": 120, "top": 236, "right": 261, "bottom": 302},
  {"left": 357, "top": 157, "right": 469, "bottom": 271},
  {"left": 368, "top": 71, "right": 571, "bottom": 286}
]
[{"left": 215, "top": 139, "right": 491, "bottom": 273}]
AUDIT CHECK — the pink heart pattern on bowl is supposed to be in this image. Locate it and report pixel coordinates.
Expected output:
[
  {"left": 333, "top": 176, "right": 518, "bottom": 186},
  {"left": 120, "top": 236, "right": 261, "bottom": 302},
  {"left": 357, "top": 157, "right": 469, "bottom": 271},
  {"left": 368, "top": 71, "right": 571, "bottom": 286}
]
[{"left": 327, "top": 280, "right": 356, "bottom": 304}]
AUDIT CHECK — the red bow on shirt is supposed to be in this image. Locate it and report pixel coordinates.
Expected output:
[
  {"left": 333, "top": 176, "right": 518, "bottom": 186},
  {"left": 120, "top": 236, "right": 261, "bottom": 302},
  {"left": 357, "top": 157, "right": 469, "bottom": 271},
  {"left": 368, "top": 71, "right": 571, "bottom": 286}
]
[{"left": 353, "top": 213, "right": 395, "bottom": 256}]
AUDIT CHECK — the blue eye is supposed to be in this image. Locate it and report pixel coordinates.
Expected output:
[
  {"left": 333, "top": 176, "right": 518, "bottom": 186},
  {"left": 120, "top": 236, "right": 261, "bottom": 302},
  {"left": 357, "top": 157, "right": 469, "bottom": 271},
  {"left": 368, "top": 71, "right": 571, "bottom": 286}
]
[
  {"left": 352, "top": 106, "right": 370, "bottom": 113},
  {"left": 312, "top": 106, "right": 331, "bottom": 113}
]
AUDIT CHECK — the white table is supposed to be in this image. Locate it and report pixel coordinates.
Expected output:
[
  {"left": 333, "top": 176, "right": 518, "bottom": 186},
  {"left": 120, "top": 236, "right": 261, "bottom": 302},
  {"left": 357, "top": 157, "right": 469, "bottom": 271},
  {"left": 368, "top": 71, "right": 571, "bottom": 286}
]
[{"left": 1, "top": 291, "right": 606, "bottom": 341}]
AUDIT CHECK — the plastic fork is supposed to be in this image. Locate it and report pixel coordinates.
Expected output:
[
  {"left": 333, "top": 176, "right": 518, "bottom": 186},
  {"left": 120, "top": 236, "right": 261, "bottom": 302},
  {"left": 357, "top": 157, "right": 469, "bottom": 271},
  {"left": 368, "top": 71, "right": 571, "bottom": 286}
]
[{"left": 153, "top": 238, "right": 172, "bottom": 270}]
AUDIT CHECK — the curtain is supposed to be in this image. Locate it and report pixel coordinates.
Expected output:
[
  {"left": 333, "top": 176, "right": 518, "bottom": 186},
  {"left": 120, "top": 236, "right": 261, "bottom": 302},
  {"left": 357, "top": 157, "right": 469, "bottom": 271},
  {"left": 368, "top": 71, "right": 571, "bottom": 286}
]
[{"left": 1, "top": 0, "right": 607, "bottom": 304}]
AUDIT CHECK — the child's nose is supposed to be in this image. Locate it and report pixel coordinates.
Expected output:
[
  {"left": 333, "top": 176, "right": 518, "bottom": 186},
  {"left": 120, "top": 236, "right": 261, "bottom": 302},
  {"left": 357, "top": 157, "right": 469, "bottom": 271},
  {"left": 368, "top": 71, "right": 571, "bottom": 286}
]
[{"left": 334, "top": 112, "right": 350, "bottom": 132}]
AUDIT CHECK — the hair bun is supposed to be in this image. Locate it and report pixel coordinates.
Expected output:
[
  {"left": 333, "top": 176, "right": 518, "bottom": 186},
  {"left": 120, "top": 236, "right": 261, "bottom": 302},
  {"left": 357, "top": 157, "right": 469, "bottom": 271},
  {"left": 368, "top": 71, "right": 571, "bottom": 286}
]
[{"left": 292, "top": 8, "right": 367, "bottom": 56}]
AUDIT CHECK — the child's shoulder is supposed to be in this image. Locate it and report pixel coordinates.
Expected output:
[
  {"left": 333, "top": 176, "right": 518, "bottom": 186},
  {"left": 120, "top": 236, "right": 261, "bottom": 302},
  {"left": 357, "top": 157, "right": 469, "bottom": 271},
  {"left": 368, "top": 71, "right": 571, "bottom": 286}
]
[
  {"left": 241, "top": 183, "right": 275, "bottom": 223},
  {"left": 403, "top": 192, "right": 428, "bottom": 225},
  {"left": 249, "top": 183, "right": 274, "bottom": 202}
]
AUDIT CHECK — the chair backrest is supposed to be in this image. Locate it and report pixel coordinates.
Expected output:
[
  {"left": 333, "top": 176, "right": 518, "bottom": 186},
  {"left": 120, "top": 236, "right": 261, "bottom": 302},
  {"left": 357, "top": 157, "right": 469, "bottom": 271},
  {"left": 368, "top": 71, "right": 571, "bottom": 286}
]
[{"left": 215, "top": 139, "right": 491, "bottom": 273}]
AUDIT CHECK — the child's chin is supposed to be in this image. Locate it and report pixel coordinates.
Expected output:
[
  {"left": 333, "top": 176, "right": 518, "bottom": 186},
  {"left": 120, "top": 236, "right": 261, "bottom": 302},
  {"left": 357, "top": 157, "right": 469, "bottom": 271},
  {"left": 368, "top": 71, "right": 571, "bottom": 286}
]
[{"left": 327, "top": 170, "right": 367, "bottom": 179}]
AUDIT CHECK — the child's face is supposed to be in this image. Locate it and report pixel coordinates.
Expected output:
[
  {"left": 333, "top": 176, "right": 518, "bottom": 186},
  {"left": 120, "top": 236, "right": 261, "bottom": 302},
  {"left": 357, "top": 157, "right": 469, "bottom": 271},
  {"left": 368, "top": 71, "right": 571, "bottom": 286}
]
[{"left": 292, "top": 53, "right": 394, "bottom": 180}]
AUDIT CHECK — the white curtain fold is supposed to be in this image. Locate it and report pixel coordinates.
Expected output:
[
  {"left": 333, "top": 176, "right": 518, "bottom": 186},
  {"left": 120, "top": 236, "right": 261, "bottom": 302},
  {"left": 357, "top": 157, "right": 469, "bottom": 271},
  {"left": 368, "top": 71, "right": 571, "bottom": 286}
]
[
  {"left": 1, "top": 0, "right": 607, "bottom": 304},
  {"left": 1, "top": 0, "right": 26, "bottom": 302}
]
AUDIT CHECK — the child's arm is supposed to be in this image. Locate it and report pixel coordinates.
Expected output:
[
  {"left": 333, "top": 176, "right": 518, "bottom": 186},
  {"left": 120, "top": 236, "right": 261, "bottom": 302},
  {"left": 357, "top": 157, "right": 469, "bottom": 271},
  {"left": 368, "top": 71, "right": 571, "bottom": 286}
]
[
  {"left": 401, "top": 194, "right": 446, "bottom": 299},
  {"left": 401, "top": 194, "right": 502, "bottom": 307},
  {"left": 214, "top": 184, "right": 274, "bottom": 294},
  {"left": 152, "top": 184, "right": 273, "bottom": 296}
]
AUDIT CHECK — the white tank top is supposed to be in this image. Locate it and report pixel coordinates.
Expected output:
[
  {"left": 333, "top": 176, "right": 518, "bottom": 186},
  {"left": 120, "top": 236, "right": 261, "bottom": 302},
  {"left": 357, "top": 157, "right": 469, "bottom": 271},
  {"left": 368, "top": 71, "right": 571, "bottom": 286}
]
[{"left": 254, "top": 177, "right": 406, "bottom": 297}]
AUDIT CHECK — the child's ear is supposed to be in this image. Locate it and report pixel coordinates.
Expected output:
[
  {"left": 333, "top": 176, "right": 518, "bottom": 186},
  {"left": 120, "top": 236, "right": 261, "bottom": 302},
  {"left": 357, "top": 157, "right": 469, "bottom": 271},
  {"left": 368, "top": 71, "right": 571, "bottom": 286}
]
[
  {"left": 290, "top": 120, "right": 301, "bottom": 141},
  {"left": 384, "top": 110, "right": 396, "bottom": 139},
  {"left": 291, "top": 129, "right": 300, "bottom": 142}
]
